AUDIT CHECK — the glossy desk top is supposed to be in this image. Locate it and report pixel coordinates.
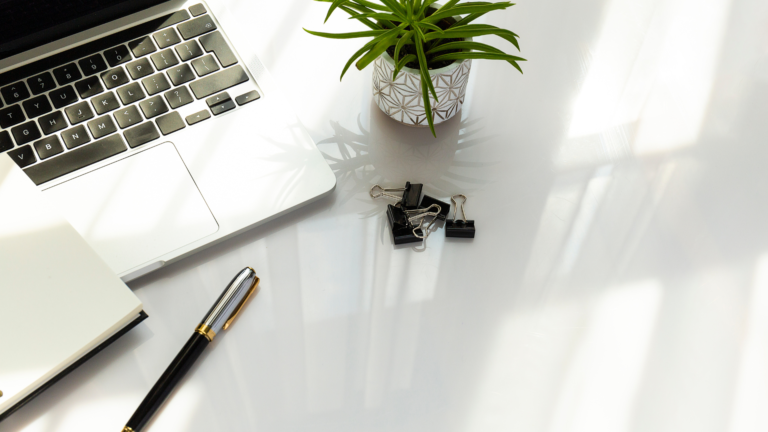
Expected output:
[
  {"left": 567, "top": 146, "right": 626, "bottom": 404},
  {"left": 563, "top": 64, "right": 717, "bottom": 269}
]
[{"left": 6, "top": 0, "right": 768, "bottom": 430}]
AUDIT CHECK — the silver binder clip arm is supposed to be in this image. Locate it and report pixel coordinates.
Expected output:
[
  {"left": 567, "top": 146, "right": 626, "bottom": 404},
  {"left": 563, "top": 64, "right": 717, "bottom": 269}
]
[
  {"left": 370, "top": 184, "right": 407, "bottom": 202},
  {"left": 450, "top": 194, "right": 468, "bottom": 223},
  {"left": 406, "top": 204, "right": 441, "bottom": 239}
]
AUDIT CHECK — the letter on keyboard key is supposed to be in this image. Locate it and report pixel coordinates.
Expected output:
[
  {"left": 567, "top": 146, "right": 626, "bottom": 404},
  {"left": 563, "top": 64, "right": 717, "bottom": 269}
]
[
  {"left": 34, "top": 136, "right": 64, "bottom": 160},
  {"left": 124, "top": 122, "right": 160, "bottom": 148},
  {"left": 190, "top": 65, "right": 249, "bottom": 99},
  {"left": 117, "top": 82, "right": 146, "bottom": 105},
  {"left": 12, "top": 121, "right": 42, "bottom": 145},
  {"left": 65, "top": 101, "right": 95, "bottom": 125},
  {"left": 62, "top": 125, "right": 91, "bottom": 149},
  {"left": 24, "top": 134, "right": 128, "bottom": 185},
  {"left": 0, "top": 104, "right": 25, "bottom": 129},
  {"left": 22, "top": 95, "right": 52, "bottom": 118},
  {"left": 50, "top": 85, "right": 78, "bottom": 109},
  {"left": 38, "top": 111, "right": 67, "bottom": 135},
  {"left": 91, "top": 92, "right": 120, "bottom": 115},
  {"left": 177, "top": 14, "right": 217, "bottom": 40},
  {"left": 101, "top": 67, "right": 130, "bottom": 90},
  {"left": 200, "top": 32, "right": 238, "bottom": 67},
  {"left": 126, "top": 58, "right": 154, "bottom": 80},
  {"left": 8, "top": 145, "right": 37, "bottom": 168},
  {"left": 87, "top": 115, "right": 118, "bottom": 139},
  {"left": 75, "top": 76, "right": 104, "bottom": 99}
]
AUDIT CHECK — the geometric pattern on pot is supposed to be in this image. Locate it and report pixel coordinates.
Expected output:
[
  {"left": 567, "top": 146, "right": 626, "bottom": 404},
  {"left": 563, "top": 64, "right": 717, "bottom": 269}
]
[{"left": 373, "top": 54, "right": 472, "bottom": 128}]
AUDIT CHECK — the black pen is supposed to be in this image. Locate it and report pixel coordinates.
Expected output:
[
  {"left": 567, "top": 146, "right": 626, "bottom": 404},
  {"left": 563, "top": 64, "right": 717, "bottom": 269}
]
[{"left": 121, "top": 267, "right": 260, "bottom": 432}]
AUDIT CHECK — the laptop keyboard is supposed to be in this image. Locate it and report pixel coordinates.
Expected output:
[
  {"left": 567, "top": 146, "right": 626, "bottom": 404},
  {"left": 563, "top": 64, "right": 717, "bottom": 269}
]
[{"left": 0, "top": 4, "right": 260, "bottom": 186}]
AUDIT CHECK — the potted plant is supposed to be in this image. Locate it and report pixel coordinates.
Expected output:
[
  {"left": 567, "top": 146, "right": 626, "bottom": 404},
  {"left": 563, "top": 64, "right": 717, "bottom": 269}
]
[{"left": 305, "top": 0, "right": 525, "bottom": 136}]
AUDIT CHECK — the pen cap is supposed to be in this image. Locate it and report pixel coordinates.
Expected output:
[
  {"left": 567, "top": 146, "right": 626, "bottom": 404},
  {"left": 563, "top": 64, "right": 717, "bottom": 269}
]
[{"left": 200, "top": 267, "right": 259, "bottom": 336}]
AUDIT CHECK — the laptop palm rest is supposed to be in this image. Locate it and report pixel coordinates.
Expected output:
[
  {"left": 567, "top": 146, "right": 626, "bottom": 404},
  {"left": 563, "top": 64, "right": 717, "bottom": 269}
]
[{"left": 43, "top": 142, "right": 219, "bottom": 275}]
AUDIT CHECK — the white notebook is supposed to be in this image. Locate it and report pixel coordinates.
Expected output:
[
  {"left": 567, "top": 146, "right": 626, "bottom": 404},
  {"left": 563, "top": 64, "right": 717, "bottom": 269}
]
[{"left": 0, "top": 155, "right": 145, "bottom": 420}]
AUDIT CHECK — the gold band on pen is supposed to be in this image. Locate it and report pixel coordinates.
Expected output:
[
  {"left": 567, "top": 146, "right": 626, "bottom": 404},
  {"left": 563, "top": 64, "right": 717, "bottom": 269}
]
[
  {"left": 122, "top": 427, "right": 134, "bottom": 432},
  {"left": 195, "top": 324, "right": 216, "bottom": 342}
]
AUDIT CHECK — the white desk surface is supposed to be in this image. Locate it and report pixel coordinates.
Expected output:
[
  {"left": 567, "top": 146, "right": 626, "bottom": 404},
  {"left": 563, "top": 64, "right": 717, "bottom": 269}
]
[{"left": 6, "top": 0, "right": 768, "bottom": 431}]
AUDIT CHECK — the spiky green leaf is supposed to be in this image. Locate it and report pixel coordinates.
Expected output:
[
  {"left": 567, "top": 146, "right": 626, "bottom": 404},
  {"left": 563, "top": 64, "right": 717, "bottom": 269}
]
[
  {"left": 421, "top": 75, "right": 437, "bottom": 137},
  {"left": 303, "top": 28, "right": 387, "bottom": 39}
]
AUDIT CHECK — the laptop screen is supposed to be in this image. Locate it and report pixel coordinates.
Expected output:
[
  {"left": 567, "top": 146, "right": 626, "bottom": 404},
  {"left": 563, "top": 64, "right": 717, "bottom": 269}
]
[{"left": 0, "top": 0, "right": 168, "bottom": 61}]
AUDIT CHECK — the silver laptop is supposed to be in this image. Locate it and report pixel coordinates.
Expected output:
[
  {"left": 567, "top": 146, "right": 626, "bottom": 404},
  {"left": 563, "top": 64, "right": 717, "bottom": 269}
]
[{"left": 0, "top": 0, "right": 336, "bottom": 281}]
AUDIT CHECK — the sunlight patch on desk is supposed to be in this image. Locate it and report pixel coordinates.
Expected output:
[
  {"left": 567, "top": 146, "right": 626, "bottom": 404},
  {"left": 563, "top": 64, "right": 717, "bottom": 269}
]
[{"left": 727, "top": 254, "right": 768, "bottom": 432}]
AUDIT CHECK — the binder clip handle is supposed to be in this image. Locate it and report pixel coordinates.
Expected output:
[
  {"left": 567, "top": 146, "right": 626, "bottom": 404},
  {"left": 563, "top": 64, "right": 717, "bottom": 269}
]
[
  {"left": 407, "top": 204, "right": 441, "bottom": 239},
  {"left": 370, "top": 184, "right": 406, "bottom": 201},
  {"left": 450, "top": 194, "right": 468, "bottom": 222}
]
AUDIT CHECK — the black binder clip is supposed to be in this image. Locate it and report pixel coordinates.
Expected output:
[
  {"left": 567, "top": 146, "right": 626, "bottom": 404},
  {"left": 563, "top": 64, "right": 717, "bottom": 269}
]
[
  {"left": 419, "top": 195, "right": 450, "bottom": 220},
  {"left": 387, "top": 204, "right": 424, "bottom": 245},
  {"left": 406, "top": 204, "right": 442, "bottom": 239},
  {"left": 399, "top": 182, "right": 423, "bottom": 210},
  {"left": 446, "top": 195, "right": 475, "bottom": 238}
]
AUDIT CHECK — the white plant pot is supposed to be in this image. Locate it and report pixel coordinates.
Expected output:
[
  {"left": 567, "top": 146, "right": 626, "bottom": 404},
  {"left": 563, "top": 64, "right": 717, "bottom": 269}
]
[{"left": 372, "top": 42, "right": 471, "bottom": 128}]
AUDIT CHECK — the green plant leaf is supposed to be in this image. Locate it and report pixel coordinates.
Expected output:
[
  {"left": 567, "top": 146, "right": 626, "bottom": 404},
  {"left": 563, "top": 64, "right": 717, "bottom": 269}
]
[
  {"left": 339, "top": 6, "right": 383, "bottom": 29},
  {"left": 414, "top": 33, "right": 438, "bottom": 101},
  {"left": 416, "top": 22, "right": 444, "bottom": 33},
  {"left": 421, "top": 75, "right": 437, "bottom": 137},
  {"left": 356, "top": 22, "right": 409, "bottom": 70},
  {"left": 417, "top": 0, "right": 441, "bottom": 16},
  {"left": 394, "top": 30, "right": 414, "bottom": 62},
  {"left": 430, "top": 51, "right": 526, "bottom": 73},
  {"left": 427, "top": 2, "right": 512, "bottom": 23},
  {"left": 393, "top": 54, "right": 417, "bottom": 79},
  {"left": 424, "top": 24, "right": 520, "bottom": 50},
  {"left": 377, "top": 0, "right": 408, "bottom": 19},
  {"left": 324, "top": 0, "right": 351, "bottom": 23},
  {"left": 350, "top": 12, "right": 406, "bottom": 22},
  {"left": 340, "top": 39, "right": 378, "bottom": 80},
  {"left": 425, "top": 0, "right": 461, "bottom": 21},
  {"left": 303, "top": 28, "right": 387, "bottom": 39},
  {"left": 426, "top": 40, "right": 502, "bottom": 54}
]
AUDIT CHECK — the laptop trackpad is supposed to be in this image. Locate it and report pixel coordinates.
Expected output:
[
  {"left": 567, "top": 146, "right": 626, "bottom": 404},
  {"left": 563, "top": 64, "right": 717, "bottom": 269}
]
[{"left": 43, "top": 142, "right": 219, "bottom": 275}]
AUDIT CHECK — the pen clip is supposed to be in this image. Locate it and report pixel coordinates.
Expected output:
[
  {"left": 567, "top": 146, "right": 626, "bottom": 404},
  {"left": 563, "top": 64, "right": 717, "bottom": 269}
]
[{"left": 223, "top": 271, "right": 260, "bottom": 330}]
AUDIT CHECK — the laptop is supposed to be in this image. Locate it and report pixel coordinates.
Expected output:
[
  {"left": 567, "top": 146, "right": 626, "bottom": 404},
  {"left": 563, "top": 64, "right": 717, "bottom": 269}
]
[{"left": 0, "top": 0, "right": 336, "bottom": 281}]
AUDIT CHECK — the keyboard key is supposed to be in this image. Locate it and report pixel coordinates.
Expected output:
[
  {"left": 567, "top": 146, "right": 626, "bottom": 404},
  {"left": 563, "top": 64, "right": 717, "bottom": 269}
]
[
  {"left": 117, "top": 82, "right": 146, "bottom": 105},
  {"left": 205, "top": 92, "right": 230, "bottom": 107},
  {"left": 126, "top": 57, "right": 154, "bottom": 80},
  {"left": 11, "top": 121, "right": 42, "bottom": 145},
  {"left": 38, "top": 111, "right": 67, "bottom": 135},
  {"left": 62, "top": 125, "right": 90, "bottom": 149},
  {"left": 0, "top": 131, "right": 13, "bottom": 152},
  {"left": 191, "top": 54, "right": 219, "bottom": 77},
  {"left": 156, "top": 111, "right": 185, "bottom": 135},
  {"left": 150, "top": 49, "right": 179, "bottom": 71},
  {"left": 190, "top": 65, "right": 249, "bottom": 99},
  {"left": 211, "top": 99, "right": 236, "bottom": 115},
  {"left": 34, "top": 135, "right": 64, "bottom": 160},
  {"left": 114, "top": 105, "right": 143, "bottom": 129},
  {"left": 79, "top": 54, "right": 108, "bottom": 76},
  {"left": 91, "top": 91, "right": 120, "bottom": 115},
  {"left": 124, "top": 122, "right": 160, "bottom": 148},
  {"left": 141, "top": 73, "right": 171, "bottom": 95},
  {"left": 104, "top": 45, "right": 132, "bottom": 67},
  {"left": 22, "top": 95, "right": 52, "bottom": 118},
  {"left": 189, "top": 3, "right": 207, "bottom": 16},
  {"left": 26, "top": 72, "right": 56, "bottom": 95},
  {"left": 157, "top": 9, "right": 191, "bottom": 29},
  {"left": 128, "top": 36, "right": 157, "bottom": 58},
  {"left": 153, "top": 28, "right": 181, "bottom": 49},
  {"left": 164, "top": 86, "right": 194, "bottom": 109},
  {"left": 139, "top": 95, "right": 169, "bottom": 118},
  {"left": 175, "top": 40, "right": 203, "bottom": 61},
  {"left": 236, "top": 90, "right": 261, "bottom": 105},
  {"left": 0, "top": 104, "right": 25, "bottom": 128},
  {"left": 185, "top": 110, "right": 210, "bottom": 125},
  {"left": 1, "top": 82, "right": 30, "bottom": 104},
  {"left": 8, "top": 145, "right": 36, "bottom": 168},
  {"left": 101, "top": 67, "right": 129, "bottom": 89},
  {"left": 87, "top": 115, "right": 118, "bottom": 139},
  {"left": 200, "top": 32, "right": 238, "bottom": 68},
  {"left": 50, "top": 85, "right": 78, "bottom": 109},
  {"left": 52, "top": 63, "right": 82, "bottom": 86},
  {"left": 65, "top": 101, "right": 95, "bottom": 124},
  {"left": 166, "top": 63, "right": 195, "bottom": 86},
  {"left": 25, "top": 134, "right": 127, "bottom": 185},
  {"left": 178, "top": 14, "right": 217, "bottom": 40},
  {"left": 75, "top": 76, "right": 104, "bottom": 98}
]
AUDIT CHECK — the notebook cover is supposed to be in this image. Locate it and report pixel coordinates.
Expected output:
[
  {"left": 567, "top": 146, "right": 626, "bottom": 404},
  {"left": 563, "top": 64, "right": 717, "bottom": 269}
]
[{"left": 0, "top": 310, "right": 148, "bottom": 422}]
